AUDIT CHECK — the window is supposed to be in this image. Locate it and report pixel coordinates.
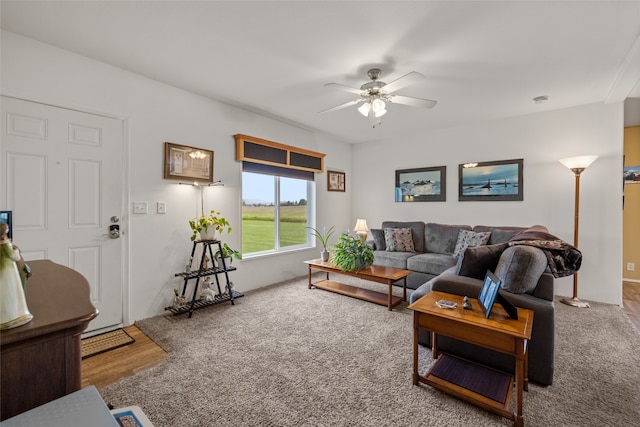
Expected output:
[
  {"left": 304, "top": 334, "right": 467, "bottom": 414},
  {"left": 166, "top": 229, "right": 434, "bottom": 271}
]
[{"left": 242, "top": 171, "right": 314, "bottom": 256}]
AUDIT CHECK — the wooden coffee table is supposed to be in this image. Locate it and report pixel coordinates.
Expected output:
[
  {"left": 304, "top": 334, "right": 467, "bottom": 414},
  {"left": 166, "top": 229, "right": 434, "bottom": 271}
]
[
  {"left": 408, "top": 291, "right": 534, "bottom": 427},
  {"left": 304, "top": 259, "right": 411, "bottom": 310}
]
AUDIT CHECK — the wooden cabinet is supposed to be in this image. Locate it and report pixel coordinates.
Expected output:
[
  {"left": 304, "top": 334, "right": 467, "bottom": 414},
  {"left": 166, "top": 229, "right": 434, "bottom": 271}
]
[{"left": 0, "top": 260, "right": 97, "bottom": 421}]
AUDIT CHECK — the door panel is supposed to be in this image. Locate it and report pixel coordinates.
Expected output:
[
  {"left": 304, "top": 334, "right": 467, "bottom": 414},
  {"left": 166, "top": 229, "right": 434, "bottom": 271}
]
[{"left": 1, "top": 96, "right": 124, "bottom": 333}]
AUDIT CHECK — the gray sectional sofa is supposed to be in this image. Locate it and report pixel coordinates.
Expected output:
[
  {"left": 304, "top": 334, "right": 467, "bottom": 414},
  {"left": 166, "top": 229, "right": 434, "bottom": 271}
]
[{"left": 369, "top": 221, "right": 558, "bottom": 386}]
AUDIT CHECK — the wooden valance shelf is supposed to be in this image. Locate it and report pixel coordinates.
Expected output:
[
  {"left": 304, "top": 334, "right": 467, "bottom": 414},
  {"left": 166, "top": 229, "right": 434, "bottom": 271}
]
[{"left": 234, "top": 134, "right": 325, "bottom": 173}]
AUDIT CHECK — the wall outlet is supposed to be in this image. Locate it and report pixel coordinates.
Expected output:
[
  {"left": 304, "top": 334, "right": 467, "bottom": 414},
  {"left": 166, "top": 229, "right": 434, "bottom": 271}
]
[
  {"left": 627, "top": 262, "right": 635, "bottom": 272},
  {"left": 157, "top": 201, "right": 166, "bottom": 214},
  {"left": 133, "top": 201, "right": 148, "bottom": 214}
]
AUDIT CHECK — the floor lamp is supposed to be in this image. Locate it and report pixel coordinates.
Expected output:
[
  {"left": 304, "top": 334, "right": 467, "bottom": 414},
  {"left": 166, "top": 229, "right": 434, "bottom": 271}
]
[{"left": 559, "top": 155, "right": 598, "bottom": 308}]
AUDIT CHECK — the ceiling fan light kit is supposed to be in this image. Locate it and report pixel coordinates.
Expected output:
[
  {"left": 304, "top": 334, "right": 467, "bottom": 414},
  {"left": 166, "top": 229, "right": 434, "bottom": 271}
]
[{"left": 321, "top": 68, "right": 437, "bottom": 128}]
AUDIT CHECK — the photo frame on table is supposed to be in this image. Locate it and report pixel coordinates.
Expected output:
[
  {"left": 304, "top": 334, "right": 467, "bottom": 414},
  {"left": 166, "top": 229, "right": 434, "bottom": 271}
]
[
  {"left": 327, "top": 170, "right": 346, "bottom": 192},
  {"left": 395, "top": 166, "right": 446, "bottom": 202},
  {"left": 0, "top": 210, "right": 12, "bottom": 239},
  {"left": 163, "top": 142, "right": 214, "bottom": 184},
  {"left": 479, "top": 270, "right": 518, "bottom": 319},
  {"left": 459, "top": 158, "right": 523, "bottom": 201}
]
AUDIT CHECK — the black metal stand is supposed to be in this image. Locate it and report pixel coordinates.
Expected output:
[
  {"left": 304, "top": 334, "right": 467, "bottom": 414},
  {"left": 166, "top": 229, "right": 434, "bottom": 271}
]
[{"left": 165, "top": 239, "right": 243, "bottom": 318}]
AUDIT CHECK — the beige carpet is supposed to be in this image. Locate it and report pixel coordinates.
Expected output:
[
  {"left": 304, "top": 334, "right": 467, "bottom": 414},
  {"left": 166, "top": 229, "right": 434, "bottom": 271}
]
[{"left": 100, "top": 275, "right": 640, "bottom": 426}]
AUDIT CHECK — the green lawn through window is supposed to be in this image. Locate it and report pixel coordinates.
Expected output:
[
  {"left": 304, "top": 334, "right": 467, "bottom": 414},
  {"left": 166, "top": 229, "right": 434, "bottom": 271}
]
[{"left": 242, "top": 206, "right": 307, "bottom": 254}]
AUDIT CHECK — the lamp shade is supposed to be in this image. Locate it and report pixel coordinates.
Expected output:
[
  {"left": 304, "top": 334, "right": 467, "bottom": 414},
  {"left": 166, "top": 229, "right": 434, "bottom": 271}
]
[
  {"left": 358, "top": 102, "right": 371, "bottom": 117},
  {"left": 559, "top": 155, "right": 598, "bottom": 171},
  {"left": 353, "top": 219, "right": 368, "bottom": 232}
]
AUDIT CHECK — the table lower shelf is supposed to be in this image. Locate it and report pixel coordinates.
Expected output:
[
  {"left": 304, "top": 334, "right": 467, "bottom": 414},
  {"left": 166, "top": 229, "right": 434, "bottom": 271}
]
[
  {"left": 312, "top": 279, "right": 403, "bottom": 309},
  {"left": 419, "top": 353, "right": 514, "bottom": 418},
  {"left": 164, "top": 291, "right": 244, "bottom": 316}
]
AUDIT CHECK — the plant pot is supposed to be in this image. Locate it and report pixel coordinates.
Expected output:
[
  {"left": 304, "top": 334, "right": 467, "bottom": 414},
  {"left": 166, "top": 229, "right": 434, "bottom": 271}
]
[
  {"left": 217, "top": 256, "right": 232, "bottom": 269},
  {"left": 354, "top": 257, "right": 372, "bottom": 270},
  {"left": 199, "top": 228, "right": 218, "bottom": 241},
  {"left": 320, "top": 250, "right": 330, "bottom": 262}
]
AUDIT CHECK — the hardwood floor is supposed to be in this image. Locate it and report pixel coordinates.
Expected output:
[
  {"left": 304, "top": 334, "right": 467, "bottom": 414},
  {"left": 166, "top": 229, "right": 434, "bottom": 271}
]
[
  {"left": 81, "top": 325, "right": 167, "bottom": 389},
  {"left": 623, "top": 281, "right": 640, "bottom": 335},
  {"left": 81, "top": 284, "right": 640, "bottom": 388}
]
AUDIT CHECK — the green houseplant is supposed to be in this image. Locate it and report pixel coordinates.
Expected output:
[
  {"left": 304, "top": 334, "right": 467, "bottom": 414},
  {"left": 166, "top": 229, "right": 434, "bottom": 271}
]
[
  {"left": 307, "top": 225, "right": 335, "bottom": 262},
  {"left": 214, "top": 243, "right": 242, "bottom": 266},
  {"left": 330, "top": 232, "right": 374, "bottom": 271},
  {"left": 189, "top": 210, "right": 232, "bottom": 241}
]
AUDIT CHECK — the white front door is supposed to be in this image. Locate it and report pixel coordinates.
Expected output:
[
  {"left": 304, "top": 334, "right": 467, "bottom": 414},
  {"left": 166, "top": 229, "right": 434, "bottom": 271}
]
[{"left": 1, "top": 96, "right": 124, "bottom": 333}]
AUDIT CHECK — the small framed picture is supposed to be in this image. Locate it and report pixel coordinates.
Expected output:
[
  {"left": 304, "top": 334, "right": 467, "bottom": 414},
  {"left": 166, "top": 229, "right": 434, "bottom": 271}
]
[
  {"left": 479, "top": 271, "right": 501, "bottom": 318},
  {"left": 327, "top": 170, "right": 346, "bottom": 192},
  {"left": 0, "top": 211, "right": 12, "bottom": 239},
  {"left": 624, "top": 165, "right": 640, "bottom": 184},
  {"left": 164, "top": 142, "right": 214, "bottom": 184}
]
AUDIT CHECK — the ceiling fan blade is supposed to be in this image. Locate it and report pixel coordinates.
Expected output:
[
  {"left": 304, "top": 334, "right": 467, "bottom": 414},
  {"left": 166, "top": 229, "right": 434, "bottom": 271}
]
[
  {"left": 381, "top": 71, "right": 425, "bottom": 94},
  {"left": 389, "top": 95, "right": 437, "bottom": 109},
  {"left": 324, "top": 82, "right": 363, "bottom": 95},
  {"left": 318, "top": 99, "right": 363, "bottom": 114}
]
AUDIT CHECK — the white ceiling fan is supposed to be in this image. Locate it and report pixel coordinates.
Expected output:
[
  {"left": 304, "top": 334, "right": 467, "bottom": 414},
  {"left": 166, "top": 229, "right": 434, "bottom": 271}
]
[{"left": 320, "top": 68, "right": 437, "bottom": 127}]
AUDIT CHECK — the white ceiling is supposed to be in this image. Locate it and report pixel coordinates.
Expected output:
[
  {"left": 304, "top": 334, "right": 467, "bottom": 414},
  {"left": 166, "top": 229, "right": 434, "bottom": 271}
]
[{"left": 2, "top": 1, "right": 640, "bottom": 144}]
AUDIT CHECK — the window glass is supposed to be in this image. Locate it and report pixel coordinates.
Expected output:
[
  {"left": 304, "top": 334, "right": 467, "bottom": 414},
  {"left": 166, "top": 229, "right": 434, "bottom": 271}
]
[{"left": 242, "top": 172, "right": 312, "bottom": 255}]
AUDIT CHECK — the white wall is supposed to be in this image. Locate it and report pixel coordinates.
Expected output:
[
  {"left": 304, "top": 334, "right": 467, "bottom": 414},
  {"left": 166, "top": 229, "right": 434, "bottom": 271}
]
[
  {"left": 352, "top": 103, "right": 624, "bottom": 305},
  {"left": 1, "top": 30, "right": 352, "bottom": 322}
]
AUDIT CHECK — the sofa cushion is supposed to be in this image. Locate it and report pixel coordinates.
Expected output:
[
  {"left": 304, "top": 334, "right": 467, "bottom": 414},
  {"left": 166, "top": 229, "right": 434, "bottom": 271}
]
[
  {"left": 424, "top": 223, "right": 472, "bottom": 255},
  {"left": 407, "top": 253, "right": 457, "bottom": 276},
  {"left": 372, "top": 250, "right": 415, "bottom": 270},
  {"left": 495, "top": 245, "right": 548, "bottom": 294},
  {"left": 452, "top": 230, "right": 491, "bottom": 258},
  {"left": 382, "top": 221, "right": 425, "bottom": 252},
  {"left": 370, "top": 228, "right": 386, "bottom": 251},
  {"left": 384, "top": 228, "right": 415, "bottom": 252},
  {"left": 473, "top": 225, "right": 548, "bottom": 245},
  {"left": 455, "top": 243, "right": 508, "bottom": 280}
]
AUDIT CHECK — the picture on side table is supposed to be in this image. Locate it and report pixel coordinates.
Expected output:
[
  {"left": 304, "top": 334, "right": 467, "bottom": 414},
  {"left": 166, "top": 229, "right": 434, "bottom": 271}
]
[
  {"left": 327, "top": 170, "right": 346, "bottom": 192},
  {"left": 458, "top": 159, "right": 523, "bottom": 201},
  {"left": 395, "top": 166, "right": 446, "bottom": 202},
  {"left": 164, "top": 142, "right": 214, "bottom": 184}
]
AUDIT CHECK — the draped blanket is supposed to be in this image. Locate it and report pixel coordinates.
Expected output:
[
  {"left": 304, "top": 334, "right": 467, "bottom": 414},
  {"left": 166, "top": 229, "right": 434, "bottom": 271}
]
[{"left": 508, "top": 229, "right": 582, "bottom": 278}]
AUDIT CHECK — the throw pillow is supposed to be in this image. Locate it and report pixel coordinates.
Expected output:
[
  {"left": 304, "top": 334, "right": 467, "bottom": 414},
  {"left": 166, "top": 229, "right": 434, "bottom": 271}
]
[
  {"left": 384, "top": 227, "right": 415, "bottom": 252},
  {"left": 495, "top": 245, "right": 548, "bottom": 294},
  {"left": 452, "top": 230, "right": 491, "bottom": 258},
  {"left": 455, "top": 243, "right": 508, "bottom": 280},
  {"left": 370, "top": 228, "right": 386, "bottom": 251}
]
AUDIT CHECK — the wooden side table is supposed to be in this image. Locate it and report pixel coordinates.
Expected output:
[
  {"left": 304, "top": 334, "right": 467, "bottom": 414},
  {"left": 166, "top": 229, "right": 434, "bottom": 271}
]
[
  {"left": 408, "top": 291, "right": 533, "bottom": 427},
  {"left": 0, "top": 260, "right": 98, "bottom": 421}
]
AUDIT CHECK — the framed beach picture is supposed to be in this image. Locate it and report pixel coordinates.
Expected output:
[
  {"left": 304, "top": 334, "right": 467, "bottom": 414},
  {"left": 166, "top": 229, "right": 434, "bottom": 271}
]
[
  {"left": 327, "top": 170, "right": 346, "bottom": 192},
  {"left": 395, "top": 166, "right": 446, "bottom": 202},
  {"left": 458, "top": 159, "right": 523, "bottom": 201},
  {"left": 624, "top": 165, "right": 640, "bottom": 184},
  {"left": 164, "top": 142, "right": 214, "bottom": 184}
]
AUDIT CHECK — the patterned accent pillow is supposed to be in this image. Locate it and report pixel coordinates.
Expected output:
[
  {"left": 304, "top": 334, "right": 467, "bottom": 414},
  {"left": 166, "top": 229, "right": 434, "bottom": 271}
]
[
  {"left": 384, "top": 228, "right": 415, "bottom": 252},
  {"left": 453, "top": 230, "right": 491, "bottom": 258}
]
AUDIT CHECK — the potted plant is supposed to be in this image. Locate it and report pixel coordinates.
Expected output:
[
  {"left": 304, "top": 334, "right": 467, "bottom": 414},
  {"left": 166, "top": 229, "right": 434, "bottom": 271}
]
[
  {"left": 189, "top": 210, "right": 232, "bottom": 241},
  {"left": 214, "top": 243, "right": 242, "bottom": 267},
  {"left": 307, "top": 225, "right": 335, "bottom": 262},
  {"left": 330, "top": 232, "right": 374, "bottom": 271}
]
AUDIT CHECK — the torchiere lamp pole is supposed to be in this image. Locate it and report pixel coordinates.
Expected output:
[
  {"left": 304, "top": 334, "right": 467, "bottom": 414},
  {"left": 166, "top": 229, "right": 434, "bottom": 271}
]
[{"left": 559, "top": 155, "right": 598, "bottom": 308}]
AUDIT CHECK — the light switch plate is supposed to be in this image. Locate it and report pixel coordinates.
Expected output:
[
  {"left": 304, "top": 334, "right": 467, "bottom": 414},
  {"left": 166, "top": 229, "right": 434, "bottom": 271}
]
[
  {"left": 157, "top": 202, "right": 166, "bottom": 214},
  {"left": 133, "top": 201, "right": 148, "bottom": 214}
]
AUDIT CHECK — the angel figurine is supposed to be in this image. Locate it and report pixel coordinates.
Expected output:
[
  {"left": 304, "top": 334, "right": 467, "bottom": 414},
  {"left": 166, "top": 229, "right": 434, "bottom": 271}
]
[{"left": 1, "top": 223, "right": 33, "bottom": 329}]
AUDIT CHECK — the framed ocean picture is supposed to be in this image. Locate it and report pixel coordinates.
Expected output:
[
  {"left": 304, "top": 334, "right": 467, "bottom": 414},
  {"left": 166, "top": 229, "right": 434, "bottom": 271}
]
[
  {"left": 458, "top": 159, "right": 523, "bottom": 201},
  {"left": 395, "top": 166, "right": 446, "bottom": 202}
]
